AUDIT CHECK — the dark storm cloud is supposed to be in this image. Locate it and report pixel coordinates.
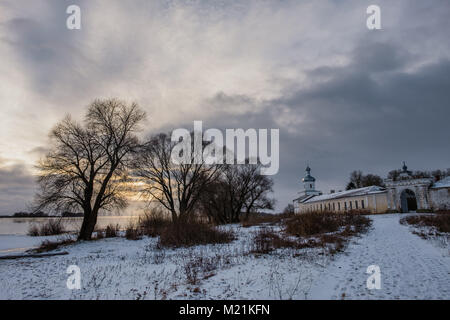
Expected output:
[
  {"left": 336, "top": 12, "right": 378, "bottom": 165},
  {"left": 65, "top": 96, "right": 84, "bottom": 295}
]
[
  {"left": 272, "top": 43, "right": 450, "bottom": 206},
  {"left": 1, "top": 0, "right": 449, "bottom": 213},
  {"left": 197, "top": 38, "right": 450, "bottom": 209},
  {"left": 0, "top": 163, "right": 35, "bottom": 215}
]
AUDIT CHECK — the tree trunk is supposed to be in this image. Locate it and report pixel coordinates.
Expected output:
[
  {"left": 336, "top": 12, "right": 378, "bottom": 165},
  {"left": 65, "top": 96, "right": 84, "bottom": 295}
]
[{"left": 78, "top": 209, "right": 98, "bottom": 240}]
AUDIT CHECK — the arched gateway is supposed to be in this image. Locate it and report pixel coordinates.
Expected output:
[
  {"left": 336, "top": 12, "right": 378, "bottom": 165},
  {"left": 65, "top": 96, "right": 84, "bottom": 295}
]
[
  {"left": 400, "top": 189, "right": 418, "bottom": 212},
  {"left": 384, "top": 163, "right": 433, "bottom": 213}
]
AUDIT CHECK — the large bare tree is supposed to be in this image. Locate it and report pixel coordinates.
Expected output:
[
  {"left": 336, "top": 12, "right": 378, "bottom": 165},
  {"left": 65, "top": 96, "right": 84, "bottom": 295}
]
[
  {"left": 133, "top": 133, "right": 223, "bottom": 223},
  {"left": 34, "top": 99, "right": 146, "bottom": 240},
  {"left": 199, "top": 163, "right": 275, "bottom": 224}
]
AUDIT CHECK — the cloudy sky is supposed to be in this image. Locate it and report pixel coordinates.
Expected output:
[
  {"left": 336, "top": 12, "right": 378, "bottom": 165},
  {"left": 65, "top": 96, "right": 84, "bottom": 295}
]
[{"left": 0, "top": 0, "right": 449, "bottom": 214}]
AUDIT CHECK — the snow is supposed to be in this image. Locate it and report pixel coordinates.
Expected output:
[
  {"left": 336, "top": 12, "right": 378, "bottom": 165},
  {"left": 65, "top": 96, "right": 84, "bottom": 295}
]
[
  {"left": 432, "top": 176, "right": 450, "bottom": 189},
  {"left": 0, "top": 214, "right": 448, "bottom": 300},
  {"left": 0, "top": 235, "right": 70, "bottom": 255},
  {"left": 309, "top": 214, "right": 450, "bottom": 299},
  {"left": 302, "top": 186, "right": 386, "bottom": 203}
]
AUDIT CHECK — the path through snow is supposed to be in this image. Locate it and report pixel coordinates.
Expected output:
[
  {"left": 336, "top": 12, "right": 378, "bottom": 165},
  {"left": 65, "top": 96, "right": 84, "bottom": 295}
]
[{"left": 309, "top": 214, "right": 450, "bottom": 299}]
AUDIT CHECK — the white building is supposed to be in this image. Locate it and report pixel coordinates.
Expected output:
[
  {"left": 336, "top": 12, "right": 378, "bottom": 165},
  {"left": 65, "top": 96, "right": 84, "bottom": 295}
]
[{"left": 294, "top": 163, "right": 450, "bottom": 214}]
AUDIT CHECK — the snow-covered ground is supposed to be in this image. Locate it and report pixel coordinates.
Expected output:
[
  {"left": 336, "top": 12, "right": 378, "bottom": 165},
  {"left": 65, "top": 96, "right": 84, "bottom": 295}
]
[{"left": 0, "top": 214, "right": 448, "bottom": 300}]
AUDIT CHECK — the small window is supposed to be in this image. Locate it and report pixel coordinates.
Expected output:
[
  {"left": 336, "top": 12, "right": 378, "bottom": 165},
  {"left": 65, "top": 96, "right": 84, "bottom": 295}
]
[
  {"left": 344, "top": 202, "right": 347, "bottom": 210},
  {"left": 350, "top": 202, "right": 353, "bottom": 210},
  {"left": 338, "top": 202, "right": 341, "bottom": 211},
  {"left": 310, "top": 184, "right": 312, "bottom": 189},
  {"left": 355, "top": 201, "right": 358, "bottom": 209},
  {"left": 333, "top": 203, "right": 335, "bottom": 211},
  {"left": 361, "top": 200, "right": 365, "bottom": 209}
]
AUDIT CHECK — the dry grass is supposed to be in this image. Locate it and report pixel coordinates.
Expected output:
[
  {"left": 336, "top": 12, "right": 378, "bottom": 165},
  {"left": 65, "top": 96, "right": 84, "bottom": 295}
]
[
  {"left": 34, "top": 238, "right": 75, "bottom": 253},
  {"left": 251, "top": 227, "right": 299, "bottom": 254},
  {"left": 125, "top": 223, "right": 142, "bottom": 240},
  {"left": 158, "top": 221, "right": 235, "bottom": 248},
  {"left": 27, "top": 219, "right": 65, "bottom": 236},
  {"left": 241, "top": 212, "right": 289, "bottom": 228},
  {"left": 138, "top": 209, "right": 171, "bottom": 237},
  {"left": 251, "top": 211, "right": 371, "bottom": 255},
  {"left": 285, "top": 212, "right": 371, "bottom": 237},
  {"left": 104, "top": 224, "right": 120, "bottom": 238},
  {"left": 400, "top": 213, "right": 450, "bottom": 233}
]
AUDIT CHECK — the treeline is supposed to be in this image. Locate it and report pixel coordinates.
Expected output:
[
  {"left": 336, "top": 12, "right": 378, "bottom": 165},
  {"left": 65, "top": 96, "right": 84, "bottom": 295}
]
[
  {"left": 387, "top": 168, "right": 450, "bottom": 181},
  {"left": 346, "top": 168, "right": 450, "bottom": 190},
  {"left": 13, "top": 211, "right": 83, "bottom": 217},
  {"left": 33, "top": 99, "right": 275, "bottom": 240}
]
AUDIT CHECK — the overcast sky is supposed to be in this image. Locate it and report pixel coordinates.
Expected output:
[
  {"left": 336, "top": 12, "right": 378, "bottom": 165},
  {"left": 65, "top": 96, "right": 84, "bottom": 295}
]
[{"left": 1, "top": 0, "right": 449, "bottom": 214}]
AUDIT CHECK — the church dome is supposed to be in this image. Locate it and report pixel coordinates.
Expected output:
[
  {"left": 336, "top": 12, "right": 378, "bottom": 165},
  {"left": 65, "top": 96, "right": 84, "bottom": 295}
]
[{"left": 302, "top": 165, "right": 316, "bottom": 182}]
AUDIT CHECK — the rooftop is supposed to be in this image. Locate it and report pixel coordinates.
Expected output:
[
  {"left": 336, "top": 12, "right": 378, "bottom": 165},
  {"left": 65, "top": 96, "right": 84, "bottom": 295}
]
[{"left": 302, "top": 186, "right": 386, "bottom": 204}]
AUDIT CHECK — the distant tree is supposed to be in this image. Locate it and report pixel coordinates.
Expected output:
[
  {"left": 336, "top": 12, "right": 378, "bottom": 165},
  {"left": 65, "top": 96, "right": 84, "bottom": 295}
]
[
  {"left": 34, "top": 99, "right": 146, "bottom": 240},
  {"left": 431, "top": 170, "right": 444, "bottom": 181},
  {"left": 361, "top": 174, "right": 385, "bottom": 187},
  {"left": 198, "top": 163, "right": 275, "bottom": 224},
  {"left": 346, "top": 171, "right": 384, "bottom": 190},
  {"left": 387, "top": 169, "right": 401, "bottom": 181},
  {"left": 353, "top": 170, "right": 364, "bottom": 187},
  {"left": 346, "top": 181, "right": 356, "bottom": 190},
  {"left": 283, "top": 204, "right": 295, "bottom": 215},
  {"left": 411, "top": 170, "right": 430, "bottom": 179}
]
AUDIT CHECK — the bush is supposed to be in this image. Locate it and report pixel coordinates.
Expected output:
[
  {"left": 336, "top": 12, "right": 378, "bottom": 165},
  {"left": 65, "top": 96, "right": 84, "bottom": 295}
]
[
  {"left": 27, "top": 219, "right": 65, "bottom": 236},
  {"left": 35, "top": 238, "right": 75, "bottom": 253},
  {"left": 251, "top": 227, "right": 298, "bottom": 254},
  {"left": 158, "top": 221, "right": 235, "bottom": 248},
  {"left": 125, "top": 223, "right": 142, "bottom": 240},
  {"left": 416, "top": 209, "right": 433, "bottom": 213},
  {"left": 400, "top": 214, "right": 450, "bottom": 233},
  {"left": 104, "top": 224, "right": 120, "bottom": 238},
  {"left": 139, "top": 209, "right": 171, "bottom": 237},
  {"left": 245, "top": 212, "right": 373, "bottom": 256},
  {"left": 241, "top": 213, "right": 285, "bottom": 228},
  {"left": 285, "top": 212, "right": 371, "bottom": 237}
]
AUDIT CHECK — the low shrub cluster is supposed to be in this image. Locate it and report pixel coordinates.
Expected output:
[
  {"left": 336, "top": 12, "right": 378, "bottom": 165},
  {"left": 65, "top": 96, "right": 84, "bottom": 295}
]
[
  {"left": 241, "top": 212, "right": 289, "bottom": 228},
  {"left": 138, "top": 210, "right": 171, "bottom": 237},
  {"left": 34, "top": 238, "right": 75, "bottom": 253},
  {"left": 251, "top": 212, "right": 372, "bottom": 255},
  {"left": 125, "top": 223, "right": 142, "bottom": 240},
  {"left": 285, "top": 212, "right": 371, "bottom": 237},
  {"left": 158, "top": 222, "right": 235, "bottom": 248},
  {"left": 400, "top": 214, "right": 450, "bottom": 233},
  {"left": 251, "top": 227, "right": 298, "bottom": 254},
  {"left": 28, "top": 219, "right": 65, "bottom": 236}
]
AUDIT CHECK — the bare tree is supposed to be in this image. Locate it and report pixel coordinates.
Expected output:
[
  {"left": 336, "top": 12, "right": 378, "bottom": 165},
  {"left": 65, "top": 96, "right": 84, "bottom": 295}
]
[
  {"left": 346, "top": 170, "right": 384, "bottom": 189},
  {"left": 34, "top": 99, "right": 146, "bottom": 240},
  {"left": 133, "top": 133, "right": 223, "bottom": 223},
  {"left": 199, "top": 163, "right": 275, "bottom": 224},
  {"left": 283, "top": 204, "right": 295, "bottom": 215}
]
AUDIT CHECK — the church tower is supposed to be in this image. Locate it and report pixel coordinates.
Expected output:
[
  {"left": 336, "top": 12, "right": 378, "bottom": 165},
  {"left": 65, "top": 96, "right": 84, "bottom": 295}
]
[
  {"left": 302, "top": 165, "right": 318, "bottom": 195},
  {"left": 300, "top": 166, "right": 322, "bottom": 196}
]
